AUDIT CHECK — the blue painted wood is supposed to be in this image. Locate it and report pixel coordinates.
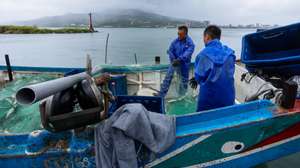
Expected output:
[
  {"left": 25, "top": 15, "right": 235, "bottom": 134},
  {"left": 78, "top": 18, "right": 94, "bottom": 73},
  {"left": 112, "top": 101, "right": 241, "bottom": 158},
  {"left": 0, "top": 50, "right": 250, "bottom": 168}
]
[
  {"left": 1, "top": 64, "right": 298, "bottom": 167},
  {"left": 150, "top": 102, "right": 300, "bottom": 168},
  {"left": 0, "top": 130, "right": 96, "bottom": 168},
  {"left": 176, "top": 100, "right": 275, "bottom": 137},
  {"left": 0, "top": 100, "right": 285, "bottom": 168}
]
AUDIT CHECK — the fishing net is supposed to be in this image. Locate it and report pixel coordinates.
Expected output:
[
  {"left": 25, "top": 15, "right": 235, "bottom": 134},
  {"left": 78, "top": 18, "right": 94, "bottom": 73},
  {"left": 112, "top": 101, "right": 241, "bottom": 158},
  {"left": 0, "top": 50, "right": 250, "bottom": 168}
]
[
  {"left": 166, "top": 94, "right": 197, "bottom": 115},
  {"left": 93, "top": 64, "right": 170, "bottom": 75},
  {"left": 0, "top": 64, "right": 198, "bottom": 133},
  {"left": 0, "top": 74, "right": 56, "bottom": 133},
  {"left": 94, "top": 64, "right": 198, "bottom": 115}
]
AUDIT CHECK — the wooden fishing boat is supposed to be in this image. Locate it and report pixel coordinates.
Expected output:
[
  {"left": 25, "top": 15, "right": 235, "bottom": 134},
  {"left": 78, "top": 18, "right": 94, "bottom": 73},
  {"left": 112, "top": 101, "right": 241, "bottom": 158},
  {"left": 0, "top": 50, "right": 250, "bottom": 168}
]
[
  {"left": 0, "top": 62, "right": 299, "bottom": 168},
  {"left": 2, "top": 23, "right": 300, "bottom": 168}
]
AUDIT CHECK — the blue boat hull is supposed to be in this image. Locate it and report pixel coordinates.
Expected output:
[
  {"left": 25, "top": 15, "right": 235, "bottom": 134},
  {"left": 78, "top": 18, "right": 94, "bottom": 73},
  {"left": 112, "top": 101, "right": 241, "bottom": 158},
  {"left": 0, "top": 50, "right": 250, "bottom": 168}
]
[{"left": 2, "top": 100, "right": 300, "bottom": 167}]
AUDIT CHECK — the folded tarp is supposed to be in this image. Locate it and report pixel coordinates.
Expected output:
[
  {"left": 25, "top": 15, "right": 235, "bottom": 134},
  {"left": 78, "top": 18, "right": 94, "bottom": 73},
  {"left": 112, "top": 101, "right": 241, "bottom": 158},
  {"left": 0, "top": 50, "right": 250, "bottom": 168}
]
[{"left": 95, "top": 103, "right": 176, "bottom": 168}]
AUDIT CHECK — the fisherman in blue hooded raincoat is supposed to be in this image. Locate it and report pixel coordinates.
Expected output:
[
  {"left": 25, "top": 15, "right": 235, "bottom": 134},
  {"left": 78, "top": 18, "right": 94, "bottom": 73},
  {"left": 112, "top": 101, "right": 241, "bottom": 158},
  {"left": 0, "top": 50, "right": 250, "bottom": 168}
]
[
  {"left": 158, "top": 25, "right": 195, "bottom": 97},
  {"left": 190, "top": 25, "right": 236, "bottom": 111}
]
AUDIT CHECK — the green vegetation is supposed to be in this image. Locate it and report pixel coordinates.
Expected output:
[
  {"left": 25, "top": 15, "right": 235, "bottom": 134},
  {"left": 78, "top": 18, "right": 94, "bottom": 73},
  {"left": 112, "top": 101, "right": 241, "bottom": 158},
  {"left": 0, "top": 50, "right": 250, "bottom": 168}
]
[{"left": 0, "top": 25, "right": 92, "bottom": 34}]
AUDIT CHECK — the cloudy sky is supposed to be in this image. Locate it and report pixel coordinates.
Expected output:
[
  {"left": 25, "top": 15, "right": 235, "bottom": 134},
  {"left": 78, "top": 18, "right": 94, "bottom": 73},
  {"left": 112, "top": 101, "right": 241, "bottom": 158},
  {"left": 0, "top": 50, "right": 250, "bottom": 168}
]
[{"left": 0, "top": 0, "right": 299, "bottom": 25}]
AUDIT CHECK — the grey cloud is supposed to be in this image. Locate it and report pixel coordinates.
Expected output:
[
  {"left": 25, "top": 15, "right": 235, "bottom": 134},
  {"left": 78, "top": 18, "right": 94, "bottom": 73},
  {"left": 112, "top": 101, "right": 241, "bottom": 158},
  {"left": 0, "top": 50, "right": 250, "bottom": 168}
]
[{"left": 0, "top": 0, "right": 300, "bottom": 25}]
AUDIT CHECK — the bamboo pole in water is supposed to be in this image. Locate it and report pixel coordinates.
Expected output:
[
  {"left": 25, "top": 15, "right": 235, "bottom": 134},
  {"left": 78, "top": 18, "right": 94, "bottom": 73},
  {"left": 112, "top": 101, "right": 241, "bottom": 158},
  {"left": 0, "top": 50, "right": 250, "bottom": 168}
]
[
  {"left": 105, "top": 33, "right": 110, "bottom": 64},
  {"left": 134, "top": 53, "right": 138, "bottom": 64},
  {"left": 4, "top": 54, "right": 13, "bottom": 81},
  {"left": 86, "top": 54, "right": 92, "bottom": 75}
]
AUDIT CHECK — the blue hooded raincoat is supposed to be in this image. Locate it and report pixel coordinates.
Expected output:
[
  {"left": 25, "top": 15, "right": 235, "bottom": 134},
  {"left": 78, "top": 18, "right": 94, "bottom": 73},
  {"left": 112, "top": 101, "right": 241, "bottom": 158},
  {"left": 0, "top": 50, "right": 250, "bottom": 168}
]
[
  {"left": 195, "top": 39, "right": 235, "bottom": 111},
  {"left": 160, "top": 36, "right": 195, "bottom": 97}
]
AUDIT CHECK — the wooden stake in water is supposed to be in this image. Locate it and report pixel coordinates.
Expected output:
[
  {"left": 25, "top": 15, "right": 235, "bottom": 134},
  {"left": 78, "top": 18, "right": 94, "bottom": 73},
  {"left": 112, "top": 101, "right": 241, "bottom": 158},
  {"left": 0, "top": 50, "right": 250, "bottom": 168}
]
[
  {"left": 134, "top": 53, "right": 138, "bottom": 64},
  {"left": 5, "top": 54, "right": 13, "bottom": 81},
  {"left": 86, "top": 54, "right": 92, "bottom": 75},
  {"left": 155, "top": 56, "right": 161, "bottom": 65},
  {"left": 105, "top": 33, "right": 110, "bottom": 64}
]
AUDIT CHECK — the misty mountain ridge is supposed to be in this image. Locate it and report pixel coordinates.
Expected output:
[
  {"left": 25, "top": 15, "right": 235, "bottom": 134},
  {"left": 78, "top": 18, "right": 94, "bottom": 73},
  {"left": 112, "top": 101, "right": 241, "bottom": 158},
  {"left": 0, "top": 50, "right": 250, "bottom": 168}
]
[{"left": 17, "top": 9, "right": 210, "bottom": 28}]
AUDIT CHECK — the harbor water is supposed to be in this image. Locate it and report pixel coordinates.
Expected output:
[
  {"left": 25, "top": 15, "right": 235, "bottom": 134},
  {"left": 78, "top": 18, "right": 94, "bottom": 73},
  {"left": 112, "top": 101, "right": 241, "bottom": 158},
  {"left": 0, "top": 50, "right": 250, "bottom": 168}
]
[{"left": 0, "top": 28, "right": 254, "bottom": 67}]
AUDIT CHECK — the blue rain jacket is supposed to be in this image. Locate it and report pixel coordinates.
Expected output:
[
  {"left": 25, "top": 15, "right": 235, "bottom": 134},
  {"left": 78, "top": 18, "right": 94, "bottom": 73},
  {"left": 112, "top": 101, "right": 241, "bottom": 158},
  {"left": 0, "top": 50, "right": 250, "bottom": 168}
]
[
  {"left": 159, "top": 36, "right": 195, "bottom": 97},
  {"left": 168, "top": 35, "right": 195, "bottom": 64},
  {"left": 195, "top": 39, "right": 236, "bottom": 111}
]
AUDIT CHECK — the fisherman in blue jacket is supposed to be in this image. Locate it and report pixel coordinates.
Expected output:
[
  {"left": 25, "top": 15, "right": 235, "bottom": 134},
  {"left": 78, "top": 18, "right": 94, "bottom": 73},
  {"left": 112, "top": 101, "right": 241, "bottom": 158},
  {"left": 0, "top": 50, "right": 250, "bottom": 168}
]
[
  {"left": 190, "top": 25, "right": 236, "bottom": 111},
  {"left": 159, "top": 25, "right": 195, "bottom": 97}
]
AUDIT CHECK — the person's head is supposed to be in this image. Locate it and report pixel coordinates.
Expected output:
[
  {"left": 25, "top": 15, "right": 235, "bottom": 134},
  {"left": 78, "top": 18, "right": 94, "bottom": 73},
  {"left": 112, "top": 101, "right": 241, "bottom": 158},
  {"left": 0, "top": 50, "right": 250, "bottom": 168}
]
[
  {"left": 203, "top": 25, "right": 221, "bottom": 45},
  {"left": 178, "top": 25, "right": 188, "bottom": 40}
]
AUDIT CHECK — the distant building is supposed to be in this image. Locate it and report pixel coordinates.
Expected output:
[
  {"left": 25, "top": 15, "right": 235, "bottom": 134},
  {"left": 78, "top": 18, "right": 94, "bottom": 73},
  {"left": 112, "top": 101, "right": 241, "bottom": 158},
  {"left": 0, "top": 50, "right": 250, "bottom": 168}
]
[{"left": 189, "top": 20, "right": 210, "bottom": 28}]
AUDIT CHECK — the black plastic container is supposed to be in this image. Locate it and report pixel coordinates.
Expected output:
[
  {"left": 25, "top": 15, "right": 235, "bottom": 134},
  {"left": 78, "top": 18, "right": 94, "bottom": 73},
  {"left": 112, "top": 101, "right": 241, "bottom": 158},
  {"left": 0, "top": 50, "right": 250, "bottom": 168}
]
[{"left": 109, "top": 95, "right": 165, "bottom": 115}]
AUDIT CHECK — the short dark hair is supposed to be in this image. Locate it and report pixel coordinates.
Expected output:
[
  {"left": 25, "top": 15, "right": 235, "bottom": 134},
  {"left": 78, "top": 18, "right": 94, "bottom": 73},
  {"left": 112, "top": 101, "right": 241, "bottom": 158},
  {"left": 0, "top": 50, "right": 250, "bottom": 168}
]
[
  {"left": 178, "top": 25, "right": 188, "bottom": 34},
  {"left": 204, "top": 25, "right": 221, "bottom": 40}
]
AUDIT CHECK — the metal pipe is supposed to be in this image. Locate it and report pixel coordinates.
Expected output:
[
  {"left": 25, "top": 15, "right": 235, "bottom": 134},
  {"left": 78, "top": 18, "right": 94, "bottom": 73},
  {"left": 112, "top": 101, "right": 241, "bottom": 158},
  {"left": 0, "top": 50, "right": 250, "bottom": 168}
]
[
  {"left": 16, "top": 72, "right": 90, "bottom": 105},
  {"left": 5, "top": 54, "right": 13, "bottom": 81}
]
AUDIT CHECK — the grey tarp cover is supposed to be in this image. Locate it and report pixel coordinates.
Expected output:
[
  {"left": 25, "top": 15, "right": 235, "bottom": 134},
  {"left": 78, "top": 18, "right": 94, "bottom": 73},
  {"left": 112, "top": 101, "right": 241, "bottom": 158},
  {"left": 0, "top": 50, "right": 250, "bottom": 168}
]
[{"left": 95, "top": 103, "right": 176, "bottom": 168}]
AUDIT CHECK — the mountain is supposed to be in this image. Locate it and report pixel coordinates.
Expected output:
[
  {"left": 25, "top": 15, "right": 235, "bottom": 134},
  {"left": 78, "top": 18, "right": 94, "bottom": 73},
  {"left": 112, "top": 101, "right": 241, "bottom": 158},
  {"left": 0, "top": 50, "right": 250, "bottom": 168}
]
[{"left": 17, "top": 9, "right": 209, "bottom": 28}]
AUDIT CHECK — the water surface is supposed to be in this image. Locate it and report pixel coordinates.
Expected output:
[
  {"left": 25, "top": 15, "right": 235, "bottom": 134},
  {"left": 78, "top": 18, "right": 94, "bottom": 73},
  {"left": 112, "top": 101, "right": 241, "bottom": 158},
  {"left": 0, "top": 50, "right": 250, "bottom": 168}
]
[{"left": 0, "top": 28, "right": 255, "bottom": 67}]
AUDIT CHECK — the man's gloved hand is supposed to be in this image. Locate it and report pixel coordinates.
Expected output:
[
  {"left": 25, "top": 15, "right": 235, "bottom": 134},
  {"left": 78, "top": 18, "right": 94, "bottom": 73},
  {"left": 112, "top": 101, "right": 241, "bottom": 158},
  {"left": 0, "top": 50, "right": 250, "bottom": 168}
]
[
  {"left": 172, "top": 59, "right": 181, "bottom": 67},
  {"left": 189, "top": 77, "right": 198, "bottom": 90}
]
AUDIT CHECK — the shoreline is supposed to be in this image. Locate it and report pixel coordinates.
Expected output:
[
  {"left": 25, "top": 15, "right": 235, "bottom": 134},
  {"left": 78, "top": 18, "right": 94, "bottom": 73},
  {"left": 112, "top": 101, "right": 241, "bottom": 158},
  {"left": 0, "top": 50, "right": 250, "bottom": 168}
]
[{"left": 0, "top": 25, "right": 94, "bottom": 34}]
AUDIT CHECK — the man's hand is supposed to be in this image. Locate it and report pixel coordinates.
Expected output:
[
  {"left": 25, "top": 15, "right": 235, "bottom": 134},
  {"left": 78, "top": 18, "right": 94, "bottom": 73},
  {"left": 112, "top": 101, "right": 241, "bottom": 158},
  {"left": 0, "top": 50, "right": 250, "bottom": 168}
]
[
  {"left": 94, "top": 73, "right": 111, "bottom": 86},
  {"left": 172, "top": 59, "right": 181, "bottom": 67},
  {"left": 189, "top": 77, "right": 198, "bottom": 90}
]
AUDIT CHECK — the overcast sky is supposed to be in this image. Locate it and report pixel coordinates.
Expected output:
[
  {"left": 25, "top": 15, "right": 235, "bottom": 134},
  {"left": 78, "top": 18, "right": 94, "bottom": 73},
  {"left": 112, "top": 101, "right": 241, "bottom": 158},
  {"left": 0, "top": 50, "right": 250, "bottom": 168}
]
[{"left": 0, "top": 0, "right": 299, "bottom": 25}]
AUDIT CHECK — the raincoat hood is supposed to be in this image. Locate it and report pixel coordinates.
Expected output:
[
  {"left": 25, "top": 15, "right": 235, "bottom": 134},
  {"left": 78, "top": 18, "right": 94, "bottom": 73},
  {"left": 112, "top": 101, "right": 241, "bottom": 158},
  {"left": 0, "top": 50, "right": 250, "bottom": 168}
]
[{"left": 202, "top": 39, "right": 234, "bottom": 65}]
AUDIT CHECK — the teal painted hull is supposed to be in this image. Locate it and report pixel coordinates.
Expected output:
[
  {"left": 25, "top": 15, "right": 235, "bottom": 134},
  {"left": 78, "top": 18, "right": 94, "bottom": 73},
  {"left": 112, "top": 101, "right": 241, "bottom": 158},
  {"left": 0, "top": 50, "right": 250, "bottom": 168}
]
[
  {"left": 148, "top": 101, "right": 300, "bottom": 167},
  {"left": 1, "top": 99, "right": 300, "bottom": 167}
]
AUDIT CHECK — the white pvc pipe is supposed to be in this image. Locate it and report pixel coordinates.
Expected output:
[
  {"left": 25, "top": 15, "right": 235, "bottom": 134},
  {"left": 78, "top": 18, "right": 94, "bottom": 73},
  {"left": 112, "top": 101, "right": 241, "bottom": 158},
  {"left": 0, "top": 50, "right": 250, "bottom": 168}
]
[{"left": 16, "top": 72, "right": 89, "bottom": 105}]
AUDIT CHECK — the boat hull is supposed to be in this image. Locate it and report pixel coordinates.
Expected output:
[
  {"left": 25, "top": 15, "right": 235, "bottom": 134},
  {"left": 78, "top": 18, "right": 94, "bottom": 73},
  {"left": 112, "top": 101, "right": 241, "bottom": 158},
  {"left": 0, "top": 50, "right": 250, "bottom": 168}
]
[
  {"left": 1, "top": 64, "right": 300, "bottom": 167},
  {"left": 1, "top": 101, "right": 300, "bottom": 167}
]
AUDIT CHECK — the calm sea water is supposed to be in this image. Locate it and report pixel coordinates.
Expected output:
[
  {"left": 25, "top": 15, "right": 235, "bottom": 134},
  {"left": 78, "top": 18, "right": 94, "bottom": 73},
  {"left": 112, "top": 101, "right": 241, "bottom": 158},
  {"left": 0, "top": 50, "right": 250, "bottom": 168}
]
[
  {"left": 0, "top": 28, "right": 298, "bottom": 167},
  {"left": 0, "top": 28, "right": 255, "bottom": 67}
]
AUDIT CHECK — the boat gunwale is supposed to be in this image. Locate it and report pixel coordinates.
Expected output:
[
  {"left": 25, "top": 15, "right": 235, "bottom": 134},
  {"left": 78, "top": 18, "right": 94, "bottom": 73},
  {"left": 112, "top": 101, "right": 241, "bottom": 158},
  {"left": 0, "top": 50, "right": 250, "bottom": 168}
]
[
  {"left": 1, "top": 100, "right": 298, "bottom": 138},
  {"left": 175, "top": 100, "right": 300, "bottom": 138},
  {"left": 0, "top": 65, "right": 85, "bottom": 73}
]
